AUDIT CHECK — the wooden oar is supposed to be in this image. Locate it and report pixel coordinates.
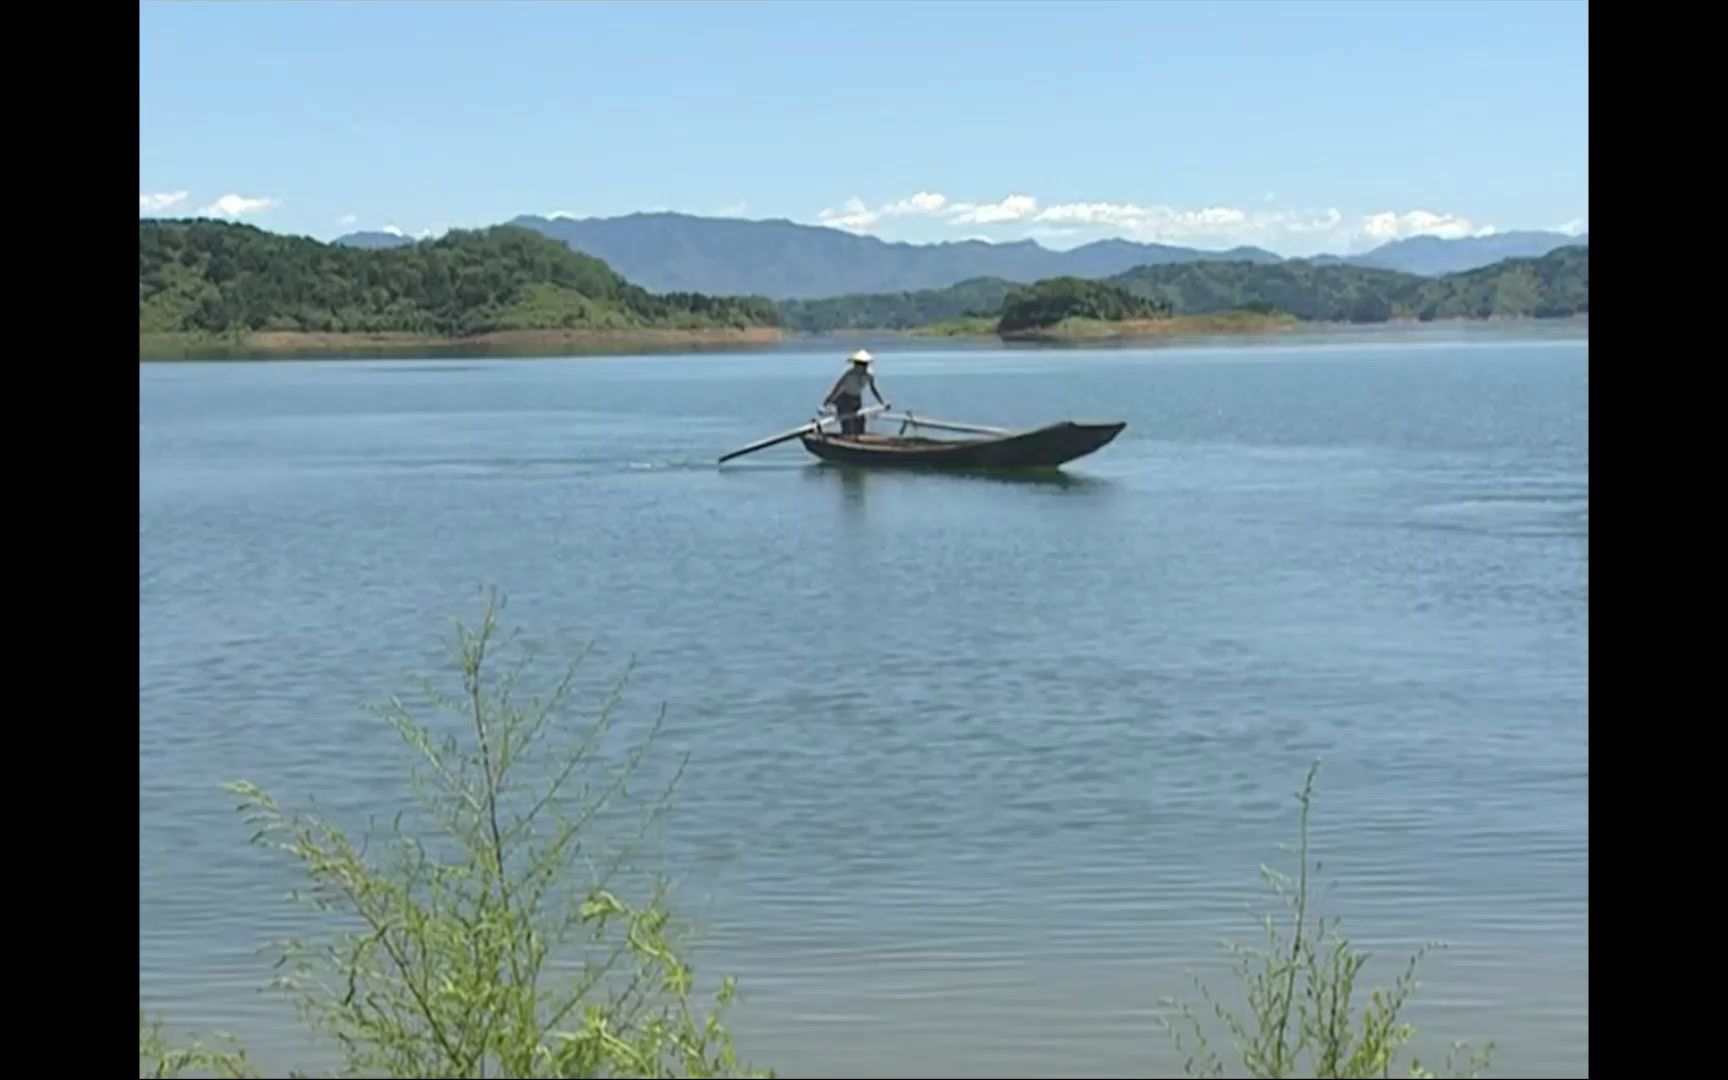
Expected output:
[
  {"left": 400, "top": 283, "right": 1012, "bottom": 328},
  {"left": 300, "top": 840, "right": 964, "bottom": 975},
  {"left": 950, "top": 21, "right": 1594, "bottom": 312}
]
[
  {"left": 717, "top": 404, "right": 887, "bottom": 464},
  {"left": 881, "top": 412, "right": 1013, "bottom": 437}
]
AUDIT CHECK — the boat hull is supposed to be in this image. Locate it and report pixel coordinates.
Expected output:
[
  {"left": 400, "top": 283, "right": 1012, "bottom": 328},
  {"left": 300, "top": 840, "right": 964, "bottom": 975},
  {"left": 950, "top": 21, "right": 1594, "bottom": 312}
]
[{"left": 799, "top": 421, "right": 1125, "bottom": 469}]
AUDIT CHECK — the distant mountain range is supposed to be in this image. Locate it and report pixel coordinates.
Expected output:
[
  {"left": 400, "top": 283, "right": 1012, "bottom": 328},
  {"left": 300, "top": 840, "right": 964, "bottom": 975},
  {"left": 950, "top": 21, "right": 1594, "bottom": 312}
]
[
  {"left": 332, "top": 211, "right": 1588, "bottom": 300},
  {"left": 332, "top": 230, "right": 417, "bottom": 250},
  {"left": 1308, "top": 230, "right": 1590, "bottom": 276},
  {"left": 504, "top": 214, "right": 1284, "bottom": 299}
]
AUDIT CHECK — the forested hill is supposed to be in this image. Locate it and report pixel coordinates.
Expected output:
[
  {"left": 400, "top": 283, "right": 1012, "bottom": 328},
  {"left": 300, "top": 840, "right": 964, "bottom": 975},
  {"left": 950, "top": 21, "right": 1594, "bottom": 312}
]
[
  {"left": 139, "top": 220, "right": 782, "bottom": 337},
  {"left": 995, "top": 278, "right": 1172, "bottom": 333},
  {"left": 777, "top": 277, "right": 1020, "bottom": 333},
  {"left": 1110, "top": 245, "right": 1588, "bottom": 322},
  {"left": 777, "top": 246, "right": 1588, "bottom": 332}
]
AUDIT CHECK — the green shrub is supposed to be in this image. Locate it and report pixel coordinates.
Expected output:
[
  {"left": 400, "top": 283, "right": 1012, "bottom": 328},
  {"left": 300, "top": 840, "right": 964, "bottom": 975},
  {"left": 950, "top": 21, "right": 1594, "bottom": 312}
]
[
  {"left": 1159, "top": 762, "right": 1493, "bottom": 1079},
  {"left": 142, "top": 601, "right": 1501, "bottom": 1079},
  {"left": 145, "top": 591, "right": 764, "bottom": 1078},
  {"left": 139, "top": 1012, "right": 257, "bottom": 1078}
]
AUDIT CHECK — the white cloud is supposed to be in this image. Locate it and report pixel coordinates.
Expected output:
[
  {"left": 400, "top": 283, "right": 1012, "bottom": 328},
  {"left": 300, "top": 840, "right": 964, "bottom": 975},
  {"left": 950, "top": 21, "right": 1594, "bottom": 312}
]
[
  {"left": 547, "top": 209, "right": 583, "bottom": 220},
  {"left": 818, "top": 190, "right": 1279, "bottom": 240},
  {"left": 809, "top": 189, "right": 1510, "bottom": 254},
  {"left": 1360, "top": 209, "right": 1487, "bottom": 242},
  {"left": 949, "top": 194, "right": 1038, "bottom": 225},
  {"left": 1037, "top": 202, "right": 1247, "bottom": 231},
  {"left": 1555, "top": 217, "right": 1588, "bottom": 236},
  {"left": 382, "top": 224, "right": 405, "bottom": 236},
  {"left": 140, "top": 191, "right": 189, "bottom": 213},
  {"left": 1029, "top": 201, "right": 1141, "bottom": 228},
  {"left": 714, "top": 201, "right": 750, "bottom": 217},
  {"left": 1026, "top": 201, "right": 1345, "bottom": 248},
  {"left": 1284, "top": 208, "right": 1344, "bottom": 234},
  {"left": 887, "top": 191, "right": 949, "bottom": 215},
  {"left": 817, "top": 196, "right": 881, "bottom": 233},
  {"left": 202, "top": 193, "right": 277, "bottom": 217},
  {"left": 818, "top": 190, "right": 957, "bottom": 232},
  {"left": 337, "top": 213, "right": 358, "bottom": 226}
]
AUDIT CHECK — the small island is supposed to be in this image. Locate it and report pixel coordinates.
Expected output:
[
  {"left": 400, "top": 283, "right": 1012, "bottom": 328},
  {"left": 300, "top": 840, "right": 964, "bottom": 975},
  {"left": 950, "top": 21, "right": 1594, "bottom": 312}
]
[{"left": 991, "top": 277, "right": 1298, "bottom": 341}]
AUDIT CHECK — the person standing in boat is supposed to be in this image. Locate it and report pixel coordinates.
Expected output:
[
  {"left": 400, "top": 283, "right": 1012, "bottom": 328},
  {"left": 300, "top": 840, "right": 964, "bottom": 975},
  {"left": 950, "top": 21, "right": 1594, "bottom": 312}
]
[{"left": 823, "top": 349, "right": 888, "bottom": 436}]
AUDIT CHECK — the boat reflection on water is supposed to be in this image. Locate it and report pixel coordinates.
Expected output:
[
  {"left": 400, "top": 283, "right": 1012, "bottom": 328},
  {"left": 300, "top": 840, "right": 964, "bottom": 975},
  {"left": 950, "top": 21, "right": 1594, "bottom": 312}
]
[
  {"left": 800, "top": 460, "right": 1111, "bottom": 495},
  {"left": 794, "top": 458, "right": 1112, "bottom": 531}
]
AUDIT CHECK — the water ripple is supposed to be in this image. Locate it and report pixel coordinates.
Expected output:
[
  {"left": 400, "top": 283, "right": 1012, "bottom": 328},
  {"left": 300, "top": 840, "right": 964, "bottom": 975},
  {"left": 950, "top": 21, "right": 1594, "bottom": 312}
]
[{"left": 141, "top": 333, "right": 1588, "bottom": 1078}]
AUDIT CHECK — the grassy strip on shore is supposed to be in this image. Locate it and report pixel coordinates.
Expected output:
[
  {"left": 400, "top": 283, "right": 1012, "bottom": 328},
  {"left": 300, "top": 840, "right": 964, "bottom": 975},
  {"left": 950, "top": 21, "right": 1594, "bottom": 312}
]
[
  {"left": 909, "top": 310, "right": 1301, "bottom": 342},
  {"left": 140, "top": 326, "right": 786, "bottom": 360},
  {"left": 140, "top": 594, "right": 1493, "bottom": 1079},
  {"left": 141, "top": 312, "right": 1301, "bottom": 360},
  {"left": 1000, "top": 310, "right": 1300, "bottom": 341},
  {"left": 913, "top": 315, "right": 1004, "bottom": 337}
]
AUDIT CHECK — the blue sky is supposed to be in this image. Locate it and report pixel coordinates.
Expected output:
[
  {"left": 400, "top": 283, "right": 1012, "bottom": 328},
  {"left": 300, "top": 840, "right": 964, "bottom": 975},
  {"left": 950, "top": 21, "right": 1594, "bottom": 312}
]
[{"left": 139, "top": 0, "right": 1587, "bottom": 255}]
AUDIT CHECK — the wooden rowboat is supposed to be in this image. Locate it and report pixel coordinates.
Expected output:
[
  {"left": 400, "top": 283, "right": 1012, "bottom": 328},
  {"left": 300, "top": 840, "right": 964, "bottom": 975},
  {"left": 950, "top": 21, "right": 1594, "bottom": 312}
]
[{"left": 799, "top": 416, "right": 1126, "bottom": 469}]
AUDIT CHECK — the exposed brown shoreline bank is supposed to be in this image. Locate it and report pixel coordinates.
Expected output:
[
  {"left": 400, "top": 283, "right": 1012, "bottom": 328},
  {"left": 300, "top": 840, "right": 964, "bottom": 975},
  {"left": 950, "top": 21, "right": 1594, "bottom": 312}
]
[
  {"left": 140, "top": 312, "right": 1585, "bottom": 361},
  {"left": 140, "top": 326, "right": 785, "bottom": 360},
  {"left": 996, "top": 313, "right": 1301, "bottom": 342}
]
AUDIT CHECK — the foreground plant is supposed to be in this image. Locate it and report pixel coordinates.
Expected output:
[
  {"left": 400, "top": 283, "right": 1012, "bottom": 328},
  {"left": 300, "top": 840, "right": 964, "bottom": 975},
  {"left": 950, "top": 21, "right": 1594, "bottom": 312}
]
[
  {"left": 214, "top": 592, "right": 763, "bottom": 1078},
  {"left": 141, "top": 596, "right": 1499, "bottom": 1079},
  {"left": 1160, "top": 762, "right": 1493, "bottom": 1079},
  {"left": 139, "top": 1012, "right": 257, "bottom": 1079}
]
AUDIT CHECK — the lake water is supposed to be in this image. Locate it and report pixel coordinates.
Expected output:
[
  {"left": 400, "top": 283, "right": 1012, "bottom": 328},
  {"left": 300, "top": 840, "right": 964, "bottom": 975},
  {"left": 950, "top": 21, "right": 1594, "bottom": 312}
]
[{"left": 139, "top": 325, "right": 1588, "bottom": 1078}]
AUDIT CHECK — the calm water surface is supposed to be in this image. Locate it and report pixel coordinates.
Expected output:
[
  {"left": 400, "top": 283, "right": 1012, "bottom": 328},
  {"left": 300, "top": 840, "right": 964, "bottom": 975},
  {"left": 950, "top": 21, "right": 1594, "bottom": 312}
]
[{"left": 140, "top": 326, "right": 1588, "bottom": 1077}]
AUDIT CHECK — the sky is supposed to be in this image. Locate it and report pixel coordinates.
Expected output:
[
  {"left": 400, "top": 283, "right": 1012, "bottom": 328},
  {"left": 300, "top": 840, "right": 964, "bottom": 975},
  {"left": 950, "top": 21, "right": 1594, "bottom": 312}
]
[{"left": 139, "top": 0, "right": 1588, "bottom": 256}]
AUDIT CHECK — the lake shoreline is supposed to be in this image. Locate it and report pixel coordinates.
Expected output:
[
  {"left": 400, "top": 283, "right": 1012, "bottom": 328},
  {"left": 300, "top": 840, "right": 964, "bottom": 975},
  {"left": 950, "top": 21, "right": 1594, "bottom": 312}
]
[
  {"left": 140, "top": 313, "right": 1587, "bottom": 361},
  {"left": 139, "top": 326, "right": 786, "bottom": 361},
  {"left": 900, "top": 312, "right": 1586, "bottom": 343}
]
